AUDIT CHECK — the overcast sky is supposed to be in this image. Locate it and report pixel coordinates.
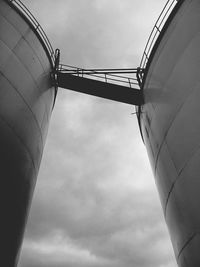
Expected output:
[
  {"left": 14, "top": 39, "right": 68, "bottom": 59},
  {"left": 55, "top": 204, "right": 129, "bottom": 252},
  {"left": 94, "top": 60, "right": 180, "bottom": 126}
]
[{"left": 18, "top": 1, "right": 176, "bottom": 267}]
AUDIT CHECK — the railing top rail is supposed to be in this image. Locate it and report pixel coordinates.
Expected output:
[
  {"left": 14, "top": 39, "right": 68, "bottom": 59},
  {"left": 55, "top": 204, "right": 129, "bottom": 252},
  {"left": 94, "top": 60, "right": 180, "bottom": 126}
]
[
  {"left": 58, "top": 64, "right": 143, "bottom": 89},
  {"left": 7, "top": 0, "right": 55, "bottom": 66},
  {"left": 140, "top": 0, "right": 178, "bottom": 71}
]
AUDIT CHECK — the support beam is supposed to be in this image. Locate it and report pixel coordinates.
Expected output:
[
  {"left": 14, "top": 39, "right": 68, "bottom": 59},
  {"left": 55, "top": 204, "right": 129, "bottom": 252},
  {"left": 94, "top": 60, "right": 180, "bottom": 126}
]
[{"left": 57, "top": 73, "right": 144, "bottom": 106}]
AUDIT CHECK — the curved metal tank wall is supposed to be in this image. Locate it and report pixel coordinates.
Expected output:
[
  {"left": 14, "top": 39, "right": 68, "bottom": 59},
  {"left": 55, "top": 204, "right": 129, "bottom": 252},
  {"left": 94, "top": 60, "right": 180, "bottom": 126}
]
[
  {"left": 0, "top": 0, "right": 55, "bottom": 265},
  {"left": 140, "top": 0, "right": 200, "bottom": 266}
]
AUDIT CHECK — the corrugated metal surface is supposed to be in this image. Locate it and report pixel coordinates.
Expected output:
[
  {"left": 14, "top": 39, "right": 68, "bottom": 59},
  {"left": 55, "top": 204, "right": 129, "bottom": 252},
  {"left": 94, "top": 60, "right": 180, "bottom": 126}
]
[
  {"left": 141, "top": 0, "right": 200, "bottom": 266},
  {"left": 0, "top": 0, "right": 55, "bottom": 265}
]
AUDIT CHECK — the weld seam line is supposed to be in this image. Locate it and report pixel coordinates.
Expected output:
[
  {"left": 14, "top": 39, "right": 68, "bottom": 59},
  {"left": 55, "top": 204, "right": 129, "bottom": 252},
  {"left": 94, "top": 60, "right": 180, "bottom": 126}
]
[{"left": 178, "top": 233, "right": 196, "bottom": 260}]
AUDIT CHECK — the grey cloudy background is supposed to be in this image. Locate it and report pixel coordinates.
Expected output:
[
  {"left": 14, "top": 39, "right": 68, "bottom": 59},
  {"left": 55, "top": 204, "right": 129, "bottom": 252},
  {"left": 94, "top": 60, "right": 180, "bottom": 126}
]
[{"left": 18, "top": 1, "right": 176, "bottom": 267}]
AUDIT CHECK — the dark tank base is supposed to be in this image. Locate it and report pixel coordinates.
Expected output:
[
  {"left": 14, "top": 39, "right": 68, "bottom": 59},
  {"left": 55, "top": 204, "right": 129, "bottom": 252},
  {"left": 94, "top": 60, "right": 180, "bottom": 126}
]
[
  {"left": 0, "top": 118, "right": 38, "bottom": 266},
  {"left": 0, "top": 0, "right": 55, "bottom": 265}
]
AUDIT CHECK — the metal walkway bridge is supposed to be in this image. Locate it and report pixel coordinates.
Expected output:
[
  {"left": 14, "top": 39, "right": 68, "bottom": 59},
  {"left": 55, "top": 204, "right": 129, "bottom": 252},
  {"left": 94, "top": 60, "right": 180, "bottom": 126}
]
[{"left": 53, "top": 51, "right": 144, "bottom": 106}]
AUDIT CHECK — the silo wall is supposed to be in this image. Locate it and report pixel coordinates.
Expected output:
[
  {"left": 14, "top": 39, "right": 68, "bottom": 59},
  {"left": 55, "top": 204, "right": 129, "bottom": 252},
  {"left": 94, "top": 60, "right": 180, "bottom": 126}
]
[
  {"left": 0, "top": 0, "right": 55, "bottom": 265},
  {"left": 140, "top": 0, "right": 200, "bottom": 266}
]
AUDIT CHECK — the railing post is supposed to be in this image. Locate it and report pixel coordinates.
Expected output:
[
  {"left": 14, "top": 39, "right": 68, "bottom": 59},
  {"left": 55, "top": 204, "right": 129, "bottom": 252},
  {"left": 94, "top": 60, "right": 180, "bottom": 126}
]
[
  {"left": 140, "top": 0, "right": 178, "bottom": 70},
  {"left": 105, "top": 73, "right": 107, "bottom": 83}
]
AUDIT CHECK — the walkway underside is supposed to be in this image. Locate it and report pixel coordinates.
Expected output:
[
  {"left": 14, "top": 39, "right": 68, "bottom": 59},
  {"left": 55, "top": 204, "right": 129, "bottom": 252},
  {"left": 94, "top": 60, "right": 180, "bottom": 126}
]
[{"left": 57, "top": 72, "right": 143, "bottom": 105}]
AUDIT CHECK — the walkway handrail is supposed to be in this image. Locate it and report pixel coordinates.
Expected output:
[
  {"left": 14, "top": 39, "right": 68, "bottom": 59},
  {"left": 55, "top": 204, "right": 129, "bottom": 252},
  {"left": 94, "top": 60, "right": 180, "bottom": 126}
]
[
  {"left": 140, "top": 0, "right": 178, "bottom": 71},
  {"left": 59, "top": 64, "right": 143, "bottom": 89},
  {"left": 7, "top": 0, "right": 55, "bottom": 66}
]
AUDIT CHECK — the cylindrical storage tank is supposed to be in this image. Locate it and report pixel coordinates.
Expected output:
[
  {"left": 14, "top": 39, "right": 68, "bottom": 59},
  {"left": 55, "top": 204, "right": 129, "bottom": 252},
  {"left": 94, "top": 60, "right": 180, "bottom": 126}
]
[
  {"left": 0, "top": 0, "right": 56, "bottom": 265},
  {"left": 140, "top": 0, "right": 200, "bottom": 266}
]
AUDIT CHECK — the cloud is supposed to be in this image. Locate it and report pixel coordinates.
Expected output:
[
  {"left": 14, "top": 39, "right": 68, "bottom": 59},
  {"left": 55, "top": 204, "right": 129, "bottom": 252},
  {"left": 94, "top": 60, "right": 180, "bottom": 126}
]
[
  {"left": 19, "top": 92, "right": 175, "bottom": 267},
  {"left": 18, "top": 1, "right": 176, "bottom": 267},
  {"left": 23, "top": 0, "right": 166, "bottom": 67}
]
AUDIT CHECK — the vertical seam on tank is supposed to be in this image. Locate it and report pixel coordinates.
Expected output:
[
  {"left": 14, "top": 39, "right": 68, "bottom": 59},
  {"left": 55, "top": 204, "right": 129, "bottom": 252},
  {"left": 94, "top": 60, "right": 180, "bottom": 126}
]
[
  {"left": 0, "top": 71, "right": 44, "bottom": 148},
  {"left": 164, "top": 184, "right": 174, "bottom": 217},
  {"left": 161, "top": 79, "right": 200, "bottom": 216},
  {"left": 0, "top": 11, "right": 54, "bottom": 100},
  {"left": 178, "top": 141, "right": 200, "bottom": 175},
  {"left": 6, "top": 4, "right": 57, "bottom": 106},
  {"left": 22, "top": 30, "right": 51, "bottom": 75},
  {"left": 154, "top": 69, "right": 200, "bottom": 175},
  {"left": 147, "top": 20, "right": 200, "bottom": 173},
  {"left": 0, "top": 19, "right": 52, "bottom": 140},
  {"left": 6, "top": 0, "right": 55, "bottom": 68},
  {"left": 164, "top": 137, "right": 200, "bottom": 216},
  {"left": 154, "top": 100, "right": 184, "bottom": 174},
  {"left": 0, "top": 37, "right": 53, "bottom": 132},
  {"left": 155, "top": 108, "right": 187, "bottom": 217},
  {"left": 12, "top": 37, "right": 53, "bottom": 121},
  {"left": 4, "top": 0, "right": 57, "bottom": 106},
  {"left": 0, "top": 112, "right": 38, "bottom": 173},
  {"left": 0, "top": 11, "right": 51, "bottom": 80},
  {"left": 12, "top": 36, "right": 49, "bottom": 89},
  {"left": 177, "top": 233, "right": 196, "bottom": 260},
  {"left": 1, "top": 0, "right": 52, "bottom": 71}
]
